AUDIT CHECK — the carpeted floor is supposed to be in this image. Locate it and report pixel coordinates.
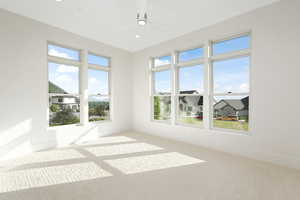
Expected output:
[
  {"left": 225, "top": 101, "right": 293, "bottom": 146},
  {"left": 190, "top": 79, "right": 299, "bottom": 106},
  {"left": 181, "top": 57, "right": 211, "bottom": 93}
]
[{"left": 0, "top": 131, "right": 299, "bottom": 200}]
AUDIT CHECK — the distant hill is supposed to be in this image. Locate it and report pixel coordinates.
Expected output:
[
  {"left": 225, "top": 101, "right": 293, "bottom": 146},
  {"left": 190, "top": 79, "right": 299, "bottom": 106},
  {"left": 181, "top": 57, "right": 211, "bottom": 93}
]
[{"left": 49, "top": 81, "right": 67, "bottom": 94}]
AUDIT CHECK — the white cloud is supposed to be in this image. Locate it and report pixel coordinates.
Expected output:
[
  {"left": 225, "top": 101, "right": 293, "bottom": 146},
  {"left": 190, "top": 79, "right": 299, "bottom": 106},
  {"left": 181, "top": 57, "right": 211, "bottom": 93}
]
[
  {"left": 155, "top": 59, "right": 170, "bottom": 66},
  {"left": 57, "top": 65, "right": 78, "bottom": 73},
  {"left": 239, "top": 83, "right": 249, "bottom": 92},
  {"left": 49, "top": 49, "right": 72, "bottom": 59},
  {"left": 88, "top": 77, "right": 108, "bottom": 95},
  {"left": 55, "top": 75, "right": 72, "bottom": 85}
]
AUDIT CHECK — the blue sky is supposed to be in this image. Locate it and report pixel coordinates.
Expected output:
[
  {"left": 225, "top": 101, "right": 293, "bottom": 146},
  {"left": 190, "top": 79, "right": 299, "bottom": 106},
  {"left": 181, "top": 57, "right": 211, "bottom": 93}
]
[
  {"left": 155, "top": 35, "right": 250, "bottom": 94},
  {"left": 49, "top": 35, "right": 250, "bottom": 96},
  {"left": 48, "top": 45, "right": 109, "bottom": 95}
]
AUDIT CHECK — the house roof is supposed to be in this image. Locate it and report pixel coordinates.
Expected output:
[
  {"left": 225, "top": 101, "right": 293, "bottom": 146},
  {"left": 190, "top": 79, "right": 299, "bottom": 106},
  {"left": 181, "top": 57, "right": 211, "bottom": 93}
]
[
  {"left": 180, "top": 90, "right": 199, "bottom": 94},
  {"left": 214, "top": 96, "right": 249, "bottom": 111}
]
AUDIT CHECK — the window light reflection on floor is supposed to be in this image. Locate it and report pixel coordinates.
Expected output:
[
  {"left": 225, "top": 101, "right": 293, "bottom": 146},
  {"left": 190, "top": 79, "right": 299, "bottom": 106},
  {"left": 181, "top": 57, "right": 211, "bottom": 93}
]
[
  {"left": 104, "top": 152, "right": 206, "bottom": 174},
  {"left": 85, "top": 143, "right": 163, "bottom": 157},
  {"left": 76, "top": 136, "right": 137, "bottom": 146},
  {"left": 0, "top": 162, "right": 111, "bottom": 193},
  {"left": 2, "top": 149, "right": 85, "bottom": 167}
]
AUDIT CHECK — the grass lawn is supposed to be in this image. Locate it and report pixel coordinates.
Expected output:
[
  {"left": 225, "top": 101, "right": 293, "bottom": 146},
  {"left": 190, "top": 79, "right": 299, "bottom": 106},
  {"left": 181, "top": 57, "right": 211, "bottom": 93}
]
[
  {"left": 178, "top": 117, "right": 203, "bottom": 126},
  {"left": 213, "top": 120, "right": 248, "bottom": 131}
]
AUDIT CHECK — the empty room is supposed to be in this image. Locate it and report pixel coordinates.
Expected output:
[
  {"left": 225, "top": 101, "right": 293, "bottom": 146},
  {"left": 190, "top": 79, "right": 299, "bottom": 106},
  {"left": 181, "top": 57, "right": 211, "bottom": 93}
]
[{"left": 0, "top": 0, "right": 299, "bottom": 199}]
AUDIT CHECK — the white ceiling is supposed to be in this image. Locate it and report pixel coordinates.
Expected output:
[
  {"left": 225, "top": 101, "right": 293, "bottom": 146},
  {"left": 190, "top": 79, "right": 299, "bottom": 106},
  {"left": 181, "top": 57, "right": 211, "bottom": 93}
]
[{"left": 0, "top": 0, "right": 280, "bottom": 52}]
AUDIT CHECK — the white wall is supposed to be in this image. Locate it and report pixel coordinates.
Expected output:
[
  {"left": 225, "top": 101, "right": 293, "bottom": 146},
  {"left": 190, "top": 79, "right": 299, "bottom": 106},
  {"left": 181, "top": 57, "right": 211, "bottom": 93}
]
[
  {"left": 0, "top": 9, "right": 133, "bottom": 161},
  {"left": 132, "top": 0, "right": 300, "bottom": 169}
]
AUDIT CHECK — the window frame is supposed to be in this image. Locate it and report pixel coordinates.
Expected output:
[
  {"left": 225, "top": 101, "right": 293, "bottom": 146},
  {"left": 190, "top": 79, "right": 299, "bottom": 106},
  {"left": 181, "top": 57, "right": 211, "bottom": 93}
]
[
  {"left": 175, "top": 46, "right": 205, "bottom": 128},
  {"left": 210, "top": 33, "right": 251, "bottom": 133},
  {"left": 149, "top": 32, "right": 252, "bottom": 134},
  {"left": 47, "top": 42, "right": 113, "bottom": 127},
  {"left": 87, "top": 51, "right": 112, "bottom": 123},
  {"left": 150, "top": 55, "right": 173, "bottom": 123}
]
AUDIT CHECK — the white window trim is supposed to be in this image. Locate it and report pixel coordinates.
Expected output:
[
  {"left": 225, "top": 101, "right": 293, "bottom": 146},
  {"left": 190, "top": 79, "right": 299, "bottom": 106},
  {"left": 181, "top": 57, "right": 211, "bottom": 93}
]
[
  {"left": 174, "top": 46, "right": 205, "bottom": 128},
  {"left": 47, "top": 42, "right": 112, "bottom": 128},
  {"left": 87, "top": 51, "right": 112, "bottom": 123},
  {"left": 149, "top": 55, "right": 172, "bottom": 124},
  {"left": 149, "top": 32, "right": 252, "bottom": 135}
]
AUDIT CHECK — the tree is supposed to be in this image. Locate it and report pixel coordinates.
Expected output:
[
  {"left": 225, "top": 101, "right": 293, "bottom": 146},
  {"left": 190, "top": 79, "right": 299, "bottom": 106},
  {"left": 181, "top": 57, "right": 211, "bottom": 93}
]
[
  {"left": 154, "top": 96, "right": 161, "bottom": 120},
  {"left": 50, "top": 104, "right": 60, "bottom": 112},
  {"left": 51, "top": 108, "right": 79, "bottom": 125},
  {"left": 95, "top": 105, "right": 106, "bottom": 116}
]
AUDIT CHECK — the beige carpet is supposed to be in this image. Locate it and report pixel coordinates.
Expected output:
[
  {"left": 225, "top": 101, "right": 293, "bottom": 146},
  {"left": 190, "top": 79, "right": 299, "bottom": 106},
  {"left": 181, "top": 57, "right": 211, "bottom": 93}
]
[{"left": 0, "top": 132, "right": 299, "bottom": 200}]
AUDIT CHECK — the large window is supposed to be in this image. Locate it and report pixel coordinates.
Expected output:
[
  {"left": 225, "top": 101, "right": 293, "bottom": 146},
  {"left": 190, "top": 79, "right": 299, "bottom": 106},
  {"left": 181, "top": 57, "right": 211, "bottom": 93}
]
[
  {"left": 48, "top": 45, "right": 81, "bottom": 126},
  {"left": 211, "top": 35, "right": 250, "bottom": 131},
  {"left": 150, "top": 33, "right": 251, "bottom": 133},
  {"left": 151, "top": 55, "right": 172, "bottom": 121},
  {"left": 48, "top": 43, "right": 112, "bottom": 127},
  {"left": 88, "top": 54, "right": 111, "bottom": 122}
]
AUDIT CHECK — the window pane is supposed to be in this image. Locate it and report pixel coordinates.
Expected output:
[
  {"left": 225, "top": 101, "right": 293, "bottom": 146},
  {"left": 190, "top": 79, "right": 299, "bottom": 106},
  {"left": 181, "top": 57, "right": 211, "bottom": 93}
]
[
  {"left": 179, "top": 65, "right": 204, "bottom": 94},
  {"left": 88, "top": 69, "right": 109, "bottom": 95},
  {"left": 154, "top": 70, "right": 171, "bottom": 95},
  {"left": 213, "top": 56, "right": 249, "bottom": 94},
  {"left": 213, "top": 96, "right": 249, "bottom": 131},
  {"left": 178, "top": 96, "right": 203, "bottom": 126},
  {"left": 154, "top": 56, "right": 172, "bottom": 67},
  {"left": 88, "top": 54, "right": 109, "bottom": 67},
  {"left": 179, "top": 48, "right": 204, "bottom": 62},
  {"left": 89, "top": 96, "right": 110, "bottom": 122},
  {"left": 48, "top": 62, "right": 80, "bottom": 126},
  {"left": 48, "top": 44, "right": 80, "bottom": 61},
  {"left": 49, "top": 95, "right": 80, "bottom": 126},
  {"left": 48, "top": 62, "right": 79, "bottom": 94},
  {"left": 153, "top": 96, "right": 171, "bottom": 120},
  {"left": 213, "top": 35, "right": 250, "bottom": 55}
]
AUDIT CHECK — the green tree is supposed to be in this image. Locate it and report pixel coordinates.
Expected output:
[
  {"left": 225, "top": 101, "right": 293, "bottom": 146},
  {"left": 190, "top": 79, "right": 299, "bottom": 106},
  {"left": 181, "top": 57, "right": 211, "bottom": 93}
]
[
  {"left": 50, "top": 104, "right": 60, "bottom": 112},
  {"left": 95, "top": 105, "right": 106, "bottom": 116},
  {"left": 51, "top": 108, "right": 79, "bottom": 125},
  {"left": 154, "top": 96, "right": 161, "bottom": 120}
]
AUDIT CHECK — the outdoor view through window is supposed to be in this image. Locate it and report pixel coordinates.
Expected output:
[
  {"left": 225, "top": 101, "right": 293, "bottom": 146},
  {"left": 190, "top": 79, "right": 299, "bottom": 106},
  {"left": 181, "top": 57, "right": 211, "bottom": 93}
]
[
  {"left": 151, "top": 34, "right": 250, "bottom": 132},
  {"left": 48, "top": 44, "right": 110, "bottom": 126}
]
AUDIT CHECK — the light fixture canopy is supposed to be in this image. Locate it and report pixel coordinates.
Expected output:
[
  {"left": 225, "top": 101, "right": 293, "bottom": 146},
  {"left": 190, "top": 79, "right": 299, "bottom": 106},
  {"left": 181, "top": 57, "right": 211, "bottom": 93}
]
[{"left": 137, "top": 13, "right": 148, "bottom": 26}]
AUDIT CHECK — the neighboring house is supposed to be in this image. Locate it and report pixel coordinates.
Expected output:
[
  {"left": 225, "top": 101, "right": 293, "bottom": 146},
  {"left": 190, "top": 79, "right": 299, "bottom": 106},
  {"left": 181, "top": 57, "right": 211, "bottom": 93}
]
[
  {"left": 49, "top": 81, "right": 80, "bottom": 112},
  {"left": 214, "top": 96, "right": 249, "bottom": 121},
  {"left": 51, "top": 95, "right": 80, "bottom": 111},
  {"left": 179, "top": 90, "right": 203, "bottom": 118}
]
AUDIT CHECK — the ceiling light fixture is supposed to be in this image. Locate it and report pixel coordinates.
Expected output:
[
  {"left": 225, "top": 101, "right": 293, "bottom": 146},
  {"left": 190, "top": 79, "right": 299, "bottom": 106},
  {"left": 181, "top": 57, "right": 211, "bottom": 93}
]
[
  {"left": 56, "top": 0, "right": 63, "bottom": 2},
  {"left": 137, "top": 13, "right": 147, "bottom": 26},
  {"left": 136, "top": 35, "right": 141, "bottom": 38}
]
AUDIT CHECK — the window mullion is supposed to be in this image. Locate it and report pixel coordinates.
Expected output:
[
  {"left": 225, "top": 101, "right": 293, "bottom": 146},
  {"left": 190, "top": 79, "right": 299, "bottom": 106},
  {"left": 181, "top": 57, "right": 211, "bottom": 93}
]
[
  {"left": 80, "top": 49, "right": 89, "bottom": 125},
  {"left": 203, "top": 40, "right": 211, "bottom": 130},
  {"left": 171, "top": 51, "right": 177, "bottom": 125}
]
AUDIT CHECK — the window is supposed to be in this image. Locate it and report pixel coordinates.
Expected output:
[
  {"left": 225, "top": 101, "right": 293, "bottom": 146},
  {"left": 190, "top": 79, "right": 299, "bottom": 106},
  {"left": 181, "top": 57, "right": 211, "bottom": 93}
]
[
  {"left": 88, "top": 53, "right": 110, "bottom": 67},
  {"left": 48, "top": 43, "right": 112, "bottom": 127},
  {"left": 48, "top": 49, "right": 80, "bottom": 127},
  {"left": 154, "top": 55, "right": 172, "bottom": 67},
  {"left": 212, "top": 35, "right": 250, "bottom": 55},
  {"left": 176, "top": 47, "right": 204, "bottom": 126},
  {"left": 88, "top": 54, "right": 111, "bottom": 122},
  {"left": 151, "top": 55, "right": 172, "bottom": 121},
  {"left": 211, "top": 34, "right": 250, "bottom": 131},
  {"left": 178, "top": 48, "right": 204, "bottom": 63},
  {"left": 48, "top": 44, "right": 80, "bottom": 61},
  {"left": 149, "top": 33, "right": 251, "bottom": 133}
]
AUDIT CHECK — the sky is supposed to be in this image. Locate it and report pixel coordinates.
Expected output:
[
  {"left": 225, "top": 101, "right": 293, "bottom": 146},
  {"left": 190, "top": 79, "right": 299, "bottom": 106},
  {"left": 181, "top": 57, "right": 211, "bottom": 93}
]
[
  {"left": 48, "top": 45, "right": 109, "bottom": 95},
  {"left": 48, "top": 35, "right": 250, "bottom": 96},
  {"left": 154, "top": 35, "right": 250, "bottom": 94}
]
